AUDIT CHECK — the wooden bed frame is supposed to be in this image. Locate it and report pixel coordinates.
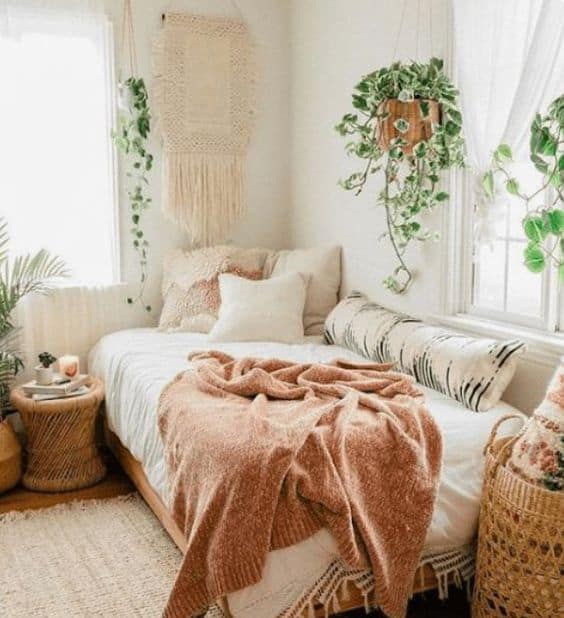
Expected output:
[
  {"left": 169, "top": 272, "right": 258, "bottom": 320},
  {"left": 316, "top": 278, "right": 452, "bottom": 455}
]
[{"left": 105, "top": 422, "right": 451, "bottom": 617}]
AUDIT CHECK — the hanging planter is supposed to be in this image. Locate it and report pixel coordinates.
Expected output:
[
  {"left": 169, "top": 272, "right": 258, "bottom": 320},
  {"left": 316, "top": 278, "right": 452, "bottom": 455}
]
[
  {"left": 336, "top": 58, "right": 465, "bottom": 294},
  {"left": 378, "top": 98, "right": 440, "bottom": 155}
]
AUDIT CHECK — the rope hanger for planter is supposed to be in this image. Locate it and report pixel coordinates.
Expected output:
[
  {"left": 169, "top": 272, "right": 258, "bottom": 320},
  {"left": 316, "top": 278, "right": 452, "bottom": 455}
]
[
  {"left": 336, "top": 0, "right": 465, "bottom": 295},
  {"left": 119, "top": 0, "right": 138, "bottom": 79}
]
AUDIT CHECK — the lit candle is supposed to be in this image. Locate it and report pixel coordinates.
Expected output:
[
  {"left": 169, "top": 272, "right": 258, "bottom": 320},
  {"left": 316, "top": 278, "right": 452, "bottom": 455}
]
[{"left": 58, "top": 355, "right": 80, "bottom": 379}]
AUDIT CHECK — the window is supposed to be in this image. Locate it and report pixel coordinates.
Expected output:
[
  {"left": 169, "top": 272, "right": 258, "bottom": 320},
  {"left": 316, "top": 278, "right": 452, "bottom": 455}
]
[
  {"left": 0, "top": 7, "right": 118, "bottom": 285},
  {"left": 469, "top": 164, "right": 555, "bottom": 331}
]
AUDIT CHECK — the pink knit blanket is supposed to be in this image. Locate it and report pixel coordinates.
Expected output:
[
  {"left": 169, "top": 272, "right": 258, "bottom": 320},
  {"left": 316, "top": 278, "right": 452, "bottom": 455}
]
[{"left": 158, "top": 351, "right": 442, "bottom": 618}]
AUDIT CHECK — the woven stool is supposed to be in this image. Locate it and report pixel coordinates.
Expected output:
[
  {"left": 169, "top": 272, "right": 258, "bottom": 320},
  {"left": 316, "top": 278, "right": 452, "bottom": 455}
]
[{"left": 10, "top": 378, "right": 106, "bottom": 492}]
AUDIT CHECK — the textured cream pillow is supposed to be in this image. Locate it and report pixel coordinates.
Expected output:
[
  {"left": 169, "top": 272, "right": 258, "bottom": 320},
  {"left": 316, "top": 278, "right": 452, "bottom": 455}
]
[
  {"left": 265, "top": 246, "right": 341, "bottom": 335},
  {"left": 159, "top": 245, "right": 272, "bottom": 332},
  {"left": 209, "top": 272, "right": 307, "bottom": 343}
]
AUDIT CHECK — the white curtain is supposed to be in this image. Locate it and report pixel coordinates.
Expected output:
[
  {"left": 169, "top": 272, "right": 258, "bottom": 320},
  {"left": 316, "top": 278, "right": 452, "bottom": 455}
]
[
  {"left": 453, "top": 0, "right": 564, "bottom": 244},
  {"left": 13, "top": 284, "right": 152, "bottom": 381}
]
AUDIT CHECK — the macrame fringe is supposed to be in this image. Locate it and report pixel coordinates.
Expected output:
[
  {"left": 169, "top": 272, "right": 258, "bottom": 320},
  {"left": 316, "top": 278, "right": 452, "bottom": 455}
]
[
  {"left": 205, "top": 545, "right": 476, "bottom": 618},
  {"left": 162, "top": 152, "right": 246, "bottom": 246},
  {"left": 152, "top": 13, "right": 258, "bottom": 246}
]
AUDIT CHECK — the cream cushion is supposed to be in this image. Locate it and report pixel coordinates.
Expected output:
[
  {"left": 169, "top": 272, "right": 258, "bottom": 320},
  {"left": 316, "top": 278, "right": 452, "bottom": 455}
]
[
  {"left": 265, "top": 246, "right": 341, "bottom": 335},
  {"left": 325, "top": 291, "right": 526, "bottom": 412},
  {"left": 209, "top": 272, "right": 307, "bottom": 344}
]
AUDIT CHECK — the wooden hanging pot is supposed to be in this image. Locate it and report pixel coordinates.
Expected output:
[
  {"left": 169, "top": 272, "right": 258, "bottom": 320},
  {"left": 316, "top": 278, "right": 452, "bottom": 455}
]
[{"left": 378, "top": 98, "right": 441, "bottom": 155}]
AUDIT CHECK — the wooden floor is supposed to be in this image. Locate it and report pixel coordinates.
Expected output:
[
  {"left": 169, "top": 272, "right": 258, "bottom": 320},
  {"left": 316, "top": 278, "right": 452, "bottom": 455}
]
[
  {"left": 0, "top": 454, "right": 470, "bottom": 617},
  {"left": 0, "top": 454, "right": 133, "bottom": 514}
]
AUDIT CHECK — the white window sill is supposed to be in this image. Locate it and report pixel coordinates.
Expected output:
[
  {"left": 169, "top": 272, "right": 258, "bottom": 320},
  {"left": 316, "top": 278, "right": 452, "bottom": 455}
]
[{"left": 429, "top": 313, "right": 564, "bottom": 367}]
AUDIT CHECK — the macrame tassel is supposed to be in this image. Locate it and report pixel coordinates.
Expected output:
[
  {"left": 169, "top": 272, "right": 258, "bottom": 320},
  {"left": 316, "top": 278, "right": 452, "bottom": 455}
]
[{"left": 162, "top": 152, "right": 246, "bottom": 246}]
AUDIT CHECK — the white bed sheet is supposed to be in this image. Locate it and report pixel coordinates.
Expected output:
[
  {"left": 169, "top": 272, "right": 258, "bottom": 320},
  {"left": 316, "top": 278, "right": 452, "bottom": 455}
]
[{"left": 89, "top": 329, "right": 524, "bottom": 616}]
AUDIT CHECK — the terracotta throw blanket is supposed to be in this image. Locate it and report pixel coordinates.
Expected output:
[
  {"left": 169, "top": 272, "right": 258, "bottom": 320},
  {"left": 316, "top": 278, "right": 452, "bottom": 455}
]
[{"left": 158, "top": 352, "right": 442, "bottom": 618}]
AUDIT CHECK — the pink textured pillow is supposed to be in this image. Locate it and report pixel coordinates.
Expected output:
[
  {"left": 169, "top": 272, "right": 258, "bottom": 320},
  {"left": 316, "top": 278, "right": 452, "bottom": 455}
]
[{"left": 508, "top": 362, "right": 564, "bottom": 491}]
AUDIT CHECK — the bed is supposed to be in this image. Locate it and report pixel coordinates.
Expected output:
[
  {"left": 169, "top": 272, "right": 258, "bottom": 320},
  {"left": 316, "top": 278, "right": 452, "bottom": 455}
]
[{"left": 89, "top": 328, "right": 523, "bottom": 617}]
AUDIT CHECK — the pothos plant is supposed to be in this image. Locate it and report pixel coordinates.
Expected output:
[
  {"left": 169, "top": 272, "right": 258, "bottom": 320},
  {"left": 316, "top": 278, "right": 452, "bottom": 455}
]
[
  {"left": 483, "top": 94, "right": 564, "bottom": 278},
  {"left": 112, "top": 77, "right": 154, "bottom": 312},
  {"left": 336, "top": 57, "right": 465, "bottom": 293}
]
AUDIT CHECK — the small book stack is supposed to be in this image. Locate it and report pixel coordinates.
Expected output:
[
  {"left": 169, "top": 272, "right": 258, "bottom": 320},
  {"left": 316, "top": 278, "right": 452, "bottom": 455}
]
[{"left": 22, "top": 375, "right": 90, "bottom": 401}]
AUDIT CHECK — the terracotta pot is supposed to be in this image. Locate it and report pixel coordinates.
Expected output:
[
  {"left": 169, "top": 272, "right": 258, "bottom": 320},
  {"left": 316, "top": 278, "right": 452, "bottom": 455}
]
[
  {"left": 378, "top": 98, "right": 441, "bottom": 155},
  {"left": 0, "top": 418, "right": 22, "bottom": 494}
]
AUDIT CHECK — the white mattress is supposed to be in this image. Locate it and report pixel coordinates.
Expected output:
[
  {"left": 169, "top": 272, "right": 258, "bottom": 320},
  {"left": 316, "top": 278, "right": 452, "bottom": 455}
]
[{"left": 89, "top": 329, "right": 523, "bottom": 616}]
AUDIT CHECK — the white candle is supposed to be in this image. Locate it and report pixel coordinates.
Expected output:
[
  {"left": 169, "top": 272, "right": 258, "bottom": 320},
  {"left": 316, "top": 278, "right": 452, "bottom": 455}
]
[{"left": 59, "top": 355, "right": 80, "bottom": 379}]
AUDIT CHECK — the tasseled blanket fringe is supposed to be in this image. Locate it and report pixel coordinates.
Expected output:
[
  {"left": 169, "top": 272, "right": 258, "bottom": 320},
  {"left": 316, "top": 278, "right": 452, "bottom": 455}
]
[{"left": 205, "top": 544, "right": 475, "bottom": 618}]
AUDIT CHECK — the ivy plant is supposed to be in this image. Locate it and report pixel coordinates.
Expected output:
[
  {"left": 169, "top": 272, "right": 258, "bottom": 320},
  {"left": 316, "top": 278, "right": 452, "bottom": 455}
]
[
  {"left": 483, "top": 94, "right": 564, "bottom": 278},
  {"left": 336, "top": 57, "right": 465, "bottom": 293},
  {"left": 112, "top": 77, "right": 154, "bottom": 311}
]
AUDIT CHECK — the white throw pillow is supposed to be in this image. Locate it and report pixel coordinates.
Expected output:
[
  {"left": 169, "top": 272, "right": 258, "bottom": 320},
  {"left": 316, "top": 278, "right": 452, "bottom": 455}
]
[
  {"left": 264, "top": 246, "right": 341, "bottom": 336},
  {"left": 209, "top": 272, "right": 307, "bottom": 344}
]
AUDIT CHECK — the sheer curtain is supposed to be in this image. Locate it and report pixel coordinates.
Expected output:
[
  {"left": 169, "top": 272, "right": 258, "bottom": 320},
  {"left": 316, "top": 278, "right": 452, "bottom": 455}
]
[
  {"left": 0, "top": 0, "right": 118, "bottom": 284},
  {"left": 0, "top": 0, "right": 150, "bottom": 377},
  {"left": 453, "top": 0, "right": 564, "bottom": 244}
]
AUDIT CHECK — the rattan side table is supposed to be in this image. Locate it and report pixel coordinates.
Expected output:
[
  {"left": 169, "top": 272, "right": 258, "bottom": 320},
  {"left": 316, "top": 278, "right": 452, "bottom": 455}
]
[{"left": 10, "top": 377, "right": 106, "bottom": 492}]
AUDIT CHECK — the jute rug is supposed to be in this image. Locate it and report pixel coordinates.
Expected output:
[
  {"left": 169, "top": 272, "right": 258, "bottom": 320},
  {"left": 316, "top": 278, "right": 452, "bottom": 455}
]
[{"left": 0, "top": 493, "right": 182, "bottom": 617}]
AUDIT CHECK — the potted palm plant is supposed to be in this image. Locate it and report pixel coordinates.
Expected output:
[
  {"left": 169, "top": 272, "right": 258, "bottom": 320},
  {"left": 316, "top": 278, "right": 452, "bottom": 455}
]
[{"left": 0, "top": 217, "right": 67, "bottom": 494}]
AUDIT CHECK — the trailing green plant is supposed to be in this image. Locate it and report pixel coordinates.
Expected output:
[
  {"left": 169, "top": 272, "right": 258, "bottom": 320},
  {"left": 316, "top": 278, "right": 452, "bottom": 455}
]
[
  {"left": 336, "top": 57, "right": 465, "bottom": 293},
  {"left": 0, "top": 218, "right": 67, "bottom": 419},
  {"left": 112, "top": 77, "right": 154, "bottom": 312},
  {"left": 483, "top": 94, "right": 564, "bottom": 278}
]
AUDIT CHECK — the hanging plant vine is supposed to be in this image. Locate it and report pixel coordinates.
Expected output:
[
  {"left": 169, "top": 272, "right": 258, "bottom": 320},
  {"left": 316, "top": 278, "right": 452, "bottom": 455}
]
[
  {"left": 336, "top": 58, "right": 466, "bottom": 293},
  {"left": 112, "top": 78, "right": 153, "bottom": 311}
]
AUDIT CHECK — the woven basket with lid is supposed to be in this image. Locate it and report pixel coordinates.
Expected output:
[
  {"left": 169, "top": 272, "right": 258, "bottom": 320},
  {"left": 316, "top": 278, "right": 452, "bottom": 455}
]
[{"left": 472, "top": 415, "right": 564, "bottom": 617}]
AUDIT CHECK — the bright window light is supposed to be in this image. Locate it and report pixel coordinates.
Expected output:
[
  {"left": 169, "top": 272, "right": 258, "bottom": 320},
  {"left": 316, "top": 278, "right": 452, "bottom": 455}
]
[{"left": 0, "top": 13, "right": 118, "bottom": 285}]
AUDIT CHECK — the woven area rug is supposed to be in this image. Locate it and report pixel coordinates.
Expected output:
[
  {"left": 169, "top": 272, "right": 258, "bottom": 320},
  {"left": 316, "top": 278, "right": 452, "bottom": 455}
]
[{"left": 0, "top": 493, "right": 182, "bottom": 617}]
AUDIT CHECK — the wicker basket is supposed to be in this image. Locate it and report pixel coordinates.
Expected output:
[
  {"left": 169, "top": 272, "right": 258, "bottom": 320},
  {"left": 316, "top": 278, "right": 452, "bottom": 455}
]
[
  {"left": 472, "top": 415, "right": 564, "bottom": 617},
  {"left": 0, "top": 418, "right": 22, "bottom": 494},
  {"left": 378, "top": 98, "right": 440, "bottom": 155}
]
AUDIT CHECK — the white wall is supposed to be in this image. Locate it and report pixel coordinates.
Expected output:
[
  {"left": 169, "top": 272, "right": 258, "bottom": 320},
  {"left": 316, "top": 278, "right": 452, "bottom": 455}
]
[
  {"left": 105, "top": 0, "right": 291, "bottom": 317},
  {"left": 289, "top": 0, "right": 450, "bottom": 316},
  {"left": 288, "top": 0, "right": 551, "bottom": 412}
]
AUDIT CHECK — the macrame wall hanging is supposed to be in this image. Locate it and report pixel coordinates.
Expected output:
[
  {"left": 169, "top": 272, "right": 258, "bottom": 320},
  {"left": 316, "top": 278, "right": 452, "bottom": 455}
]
[{"left": 154, "top": 11, "right": 257, "bottom": 247}]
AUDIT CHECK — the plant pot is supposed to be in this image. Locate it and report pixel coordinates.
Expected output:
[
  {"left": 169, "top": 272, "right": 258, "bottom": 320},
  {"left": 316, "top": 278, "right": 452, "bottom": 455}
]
[
  {"left": 378, "top": 98, "right": 440, "bottom": 155},
  {"left": 35, "top": 365, "right": 53, "bottom": 385},
  {"left": 0, "top": 418, "right": 22, "bottom": 494}
]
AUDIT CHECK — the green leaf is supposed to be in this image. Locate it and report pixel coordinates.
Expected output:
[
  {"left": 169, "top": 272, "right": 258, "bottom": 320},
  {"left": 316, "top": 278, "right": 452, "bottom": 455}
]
[
  {"left": 435, "top": 191, "right": 449, "bottom": 202},
  {"left": 444, "top": 121, "right": 461, "bottom": 137},
  {"left": 393, "top": 118, "right": 410, "bottom": 133},
  {"left": 505, "top": 178, "right": 520, "bottom": 195},
  {"left": 495, "top": 144, "right": 513, "bottom": 162},
  {"left": 546, "top": 209, "right": 564, "bottom": 234},
  {"left": 398, "top": 89, "right": 414, "bottom": 102},
  {"left": 413, "top": 141, "right": 427, "bottom": 158},
  {"left": 523, "top": 216, "right": 548, "bottom": 243},
  {"left": 531, "top": 154, "right": 549, "bottom": 175},
  {"left": 419, "top": 100, "right": 430, "bottom": 118},
  {"left": 352, "top": 94, "right": 368, "bottom": 111},
  {"left": 523, "top": 245, "right": 546, "bottom": 273},
  {"left": 482, "top": 171, "right": 495, "bottom": 199}
]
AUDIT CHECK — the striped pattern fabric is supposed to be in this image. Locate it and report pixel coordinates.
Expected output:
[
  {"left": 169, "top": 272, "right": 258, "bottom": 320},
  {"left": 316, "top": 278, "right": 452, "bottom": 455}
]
[{"left": 324, "top": 292, "right": 525, "bottom": 412}]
